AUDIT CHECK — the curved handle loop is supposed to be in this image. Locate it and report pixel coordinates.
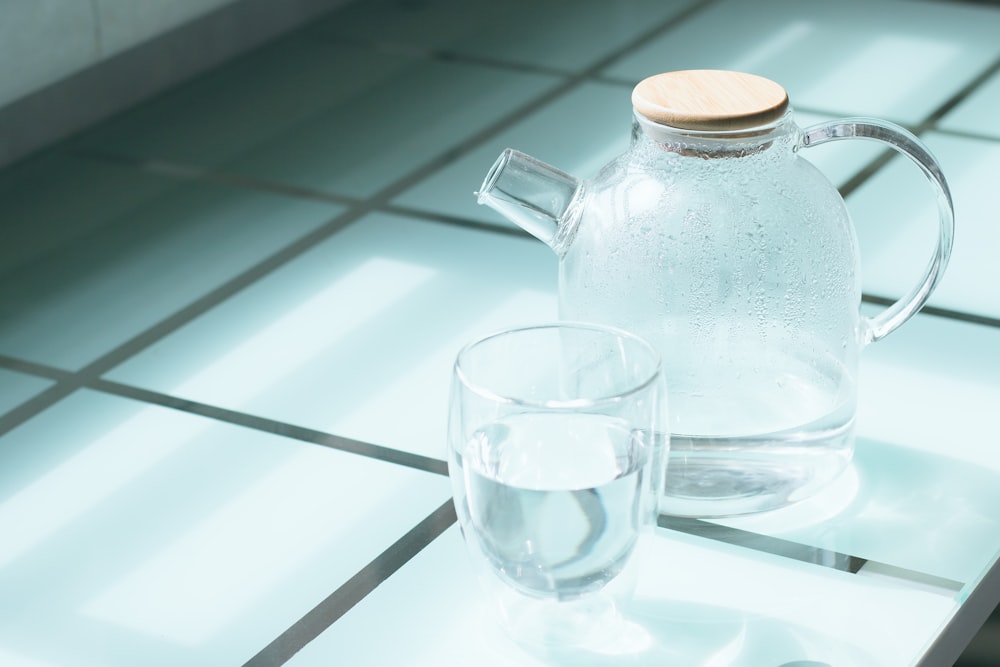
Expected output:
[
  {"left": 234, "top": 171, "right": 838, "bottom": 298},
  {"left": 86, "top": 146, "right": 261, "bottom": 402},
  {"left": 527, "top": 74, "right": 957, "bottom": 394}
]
[{"left": 801, "top": 118, "right": 954, "bottom": 345}]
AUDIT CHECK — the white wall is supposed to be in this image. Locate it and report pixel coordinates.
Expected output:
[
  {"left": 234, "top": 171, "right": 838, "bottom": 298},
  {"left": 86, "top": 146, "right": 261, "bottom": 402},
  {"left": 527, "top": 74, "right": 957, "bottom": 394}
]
[
  {"left": 0, "top": 0, "right": 240, "bottom": 109},
  {"left": 0, "top": 0, "right": 351, "bottom": 167}
]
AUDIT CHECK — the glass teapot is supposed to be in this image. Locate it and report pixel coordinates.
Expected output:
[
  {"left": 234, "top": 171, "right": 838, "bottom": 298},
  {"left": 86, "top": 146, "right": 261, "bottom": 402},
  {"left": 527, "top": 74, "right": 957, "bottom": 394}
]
[{"left": 476, "top": 70, "right": 954, "bottom": 517}]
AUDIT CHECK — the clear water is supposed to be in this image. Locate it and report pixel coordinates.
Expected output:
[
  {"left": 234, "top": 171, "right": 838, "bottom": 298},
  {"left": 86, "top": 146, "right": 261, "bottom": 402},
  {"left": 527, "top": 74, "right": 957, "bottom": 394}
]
[
  {"left": 461, "top": 412, "right": 647, "bottom": 600},
  {"left": 661, "top": 370, "right": 855, "bottom": 517}
]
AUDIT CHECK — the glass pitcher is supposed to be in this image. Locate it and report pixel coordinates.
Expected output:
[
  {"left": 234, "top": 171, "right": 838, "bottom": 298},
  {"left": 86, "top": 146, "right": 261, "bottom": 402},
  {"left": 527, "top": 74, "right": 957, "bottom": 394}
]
[{"left": 476, "top": 69, "right": 954, "bottom": 517}]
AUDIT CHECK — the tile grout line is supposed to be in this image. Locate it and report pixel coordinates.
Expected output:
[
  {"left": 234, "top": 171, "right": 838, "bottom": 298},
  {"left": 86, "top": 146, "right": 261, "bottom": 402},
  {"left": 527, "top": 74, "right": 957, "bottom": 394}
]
[
  {"left": 861, "top": 293, "right": 1000, "bottom": 329},
  {"left": 1, "top": 0, "right": 721, "bottom": 441},
  {"left": 0, "top": 351, "right": 449, "bottom": 475},
  {"left": 838, "top": 51, "right": 1000, "bottom": 200},
  {"left": 2, "top": 3, "right": 994, "bottom": 660},
  {"left": 659, "top": 516, "right": 966, "bottom": 594},
  {"left": 242, "top": 499, "right": 457, "bottom": 667},
  {"left": 88, "top": 376, "right": 449, "bottom": 476}
]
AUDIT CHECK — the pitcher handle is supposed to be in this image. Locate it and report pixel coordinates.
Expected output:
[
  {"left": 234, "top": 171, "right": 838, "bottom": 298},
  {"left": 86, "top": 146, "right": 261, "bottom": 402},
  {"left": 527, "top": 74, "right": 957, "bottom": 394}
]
[{"left": 801, "top": 118, "right": 954, "bottom": 345}]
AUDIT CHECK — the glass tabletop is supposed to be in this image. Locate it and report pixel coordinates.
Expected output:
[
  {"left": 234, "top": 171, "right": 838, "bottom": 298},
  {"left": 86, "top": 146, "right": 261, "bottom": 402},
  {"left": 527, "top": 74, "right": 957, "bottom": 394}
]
[{"left": 2, "top": 0, "right": 1000, "bottom": 665}]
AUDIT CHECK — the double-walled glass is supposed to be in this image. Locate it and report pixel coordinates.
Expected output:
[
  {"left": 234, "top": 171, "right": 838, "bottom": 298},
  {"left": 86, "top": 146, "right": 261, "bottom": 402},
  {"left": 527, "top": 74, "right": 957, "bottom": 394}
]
[{"left": 447, "top": 323, "right": 668, "bottom": 648}]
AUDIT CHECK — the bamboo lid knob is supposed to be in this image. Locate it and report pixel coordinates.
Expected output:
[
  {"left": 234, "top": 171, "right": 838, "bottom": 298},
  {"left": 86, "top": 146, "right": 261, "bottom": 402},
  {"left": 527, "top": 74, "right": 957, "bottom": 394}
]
[{"left": 632, "top": 70, "right": 789, "bottom": 131}]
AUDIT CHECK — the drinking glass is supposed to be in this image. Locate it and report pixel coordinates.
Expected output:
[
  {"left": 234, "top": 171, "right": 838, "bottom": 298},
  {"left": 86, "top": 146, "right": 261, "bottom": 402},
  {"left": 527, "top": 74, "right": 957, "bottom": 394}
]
[{"left": 447, "top": 322, "right": 668, "bottom": 648}]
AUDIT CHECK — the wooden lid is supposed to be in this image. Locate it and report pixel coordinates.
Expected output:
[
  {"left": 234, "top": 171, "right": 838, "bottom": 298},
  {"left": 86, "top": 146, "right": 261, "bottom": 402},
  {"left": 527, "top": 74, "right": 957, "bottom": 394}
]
[{"left": 632, "top": 70, "right": 788, "bottom": 131}]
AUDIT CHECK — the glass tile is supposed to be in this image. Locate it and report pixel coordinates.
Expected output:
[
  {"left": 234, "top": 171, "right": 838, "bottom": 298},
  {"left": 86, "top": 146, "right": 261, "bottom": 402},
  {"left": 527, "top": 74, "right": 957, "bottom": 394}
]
[
  {"left": 847, "top": 131, "right": 1000, "bottom": 320},
  {"left": 310, "top": 0, "right": 701, "bottom": 72},
  {"left": 105, "top": 213, "right": 558, "bottom": 460},
  {"left": 0, "top": 389, "right": 449, "bottom": 666},
  {"left": 228, "top": 59, "right": 558, "bottom": 198},
  {"left": 286, "top": 525, "right": 956, "bottom": 666},
  {"left": 394, "top": 81, "right": 633, "bottom": 226},
  {"left": 604, "top": 0, "right": 1000, "bottom": 125},
  {"left": 939, "top": 68, "right": 1000, "bottom": 140},
  {"left": 0, "top": 154, "right": 342, "bottom": 369},
  {"left": 0, "top": 369, "right": 52, "bottom": 416}
]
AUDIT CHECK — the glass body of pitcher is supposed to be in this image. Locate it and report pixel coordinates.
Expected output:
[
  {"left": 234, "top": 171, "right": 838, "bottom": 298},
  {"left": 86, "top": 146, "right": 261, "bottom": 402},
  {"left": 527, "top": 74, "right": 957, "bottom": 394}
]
[
  {"left": 477, "top": 70, "right": 954, "bottom": 517},
  {"left": 562, "top": 112, "right": 862, "bottom": 517}
]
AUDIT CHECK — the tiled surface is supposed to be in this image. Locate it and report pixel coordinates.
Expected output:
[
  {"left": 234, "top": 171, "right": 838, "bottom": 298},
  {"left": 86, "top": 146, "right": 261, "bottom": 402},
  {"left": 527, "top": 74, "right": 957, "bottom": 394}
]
[
  {"left": 0, "top": 369, "right": 52, "bottom": 416},
  {"left": 286, "top": 525, "right": 955, "bottom": 667},
  {"left": 2, "top": 0, "right": 1000, "bottom": 666},
  {"left": 0, "top": 154, "right": 342, "bottom": 370},
  {"left": 850, "top": 132, "right": 1000, "bottom": 319},
  {"left": 940, "top": 69, "right": 1000, "bottom": 140},
  {"left": 0, "top": 390, "right": 449, "bottom": 666},
  {"left": 106, "top": 213, "right": 557, "bottom": 458},
  {"left": 395, "top": 81, "right": 634, "bottom": 226},
  {"left": 604, "top": 0, "right": 1000, "bottom": 125}
]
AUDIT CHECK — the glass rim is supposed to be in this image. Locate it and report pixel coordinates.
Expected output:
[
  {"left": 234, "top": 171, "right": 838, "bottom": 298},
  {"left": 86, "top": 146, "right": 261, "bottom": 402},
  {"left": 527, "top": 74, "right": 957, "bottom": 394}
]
[{"left": 453, "top": 321, "right": 662, "bottom": 409}]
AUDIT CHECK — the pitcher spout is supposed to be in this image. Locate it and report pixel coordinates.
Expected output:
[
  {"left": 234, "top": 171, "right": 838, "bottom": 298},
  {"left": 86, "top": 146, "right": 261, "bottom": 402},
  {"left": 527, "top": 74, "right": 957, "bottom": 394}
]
[{"left": 476, "top": 149, "right": 583, "bottom": 253}]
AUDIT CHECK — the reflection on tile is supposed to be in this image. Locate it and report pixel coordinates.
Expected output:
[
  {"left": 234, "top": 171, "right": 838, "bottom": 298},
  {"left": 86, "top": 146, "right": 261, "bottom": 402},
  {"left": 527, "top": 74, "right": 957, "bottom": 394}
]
[
  {"left": 0, "top": 369, "right": 52, "bottom": 416},
  {"left": 394, "top": 81, "right": 633, "bottom": 225},
  {"left": 0, "top": 0, "right": 98, "bottom": 107},
  {"left": 720, "top": 309, "right": 1000, "bottom": 585},
  {"left": 939, "top": 69, "right": 1000, "bottom": 140},
  {"left": 287, "top": 525, "right": 953, "bottom": 666},
  {"left": 0, "top": 390, "right": 449, "bottom": 666},
  {"left": 0, "top": 155, "right": 342, "bottom": 369},
  {"left": 721, "top": 438, "right": 1000, "bottom": 587},
  {"left": 858, "top": 305, "right": 1000, "bottom": 471},
  {"left": 847, "top": 132, "right": 1000, "bottom": 319},
  {"left": 106, "top": 213, "right": 557, "bottom": 458},
  {"left": 605, "top": 0, "right": 1000, "bottom": 124},
  {"left": 312, "top": 0, "right": 701, "bottom": 72},
  {"left": 230, "top": 58, "right": 558, "bottom": 198}
]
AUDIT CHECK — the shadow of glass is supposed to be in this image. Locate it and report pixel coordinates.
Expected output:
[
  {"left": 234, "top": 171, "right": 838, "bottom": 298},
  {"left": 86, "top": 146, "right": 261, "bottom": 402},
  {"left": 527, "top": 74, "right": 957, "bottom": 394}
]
[{"left": 499, "top": 597, "right": 871, "bottom": 667}]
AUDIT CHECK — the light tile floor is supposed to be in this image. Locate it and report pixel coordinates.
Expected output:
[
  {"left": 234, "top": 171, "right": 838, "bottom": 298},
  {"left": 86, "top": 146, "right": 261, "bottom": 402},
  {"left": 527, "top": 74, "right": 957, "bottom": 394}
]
[{"left": 2, "top": 0, "right": 1000, "bottom": 665}]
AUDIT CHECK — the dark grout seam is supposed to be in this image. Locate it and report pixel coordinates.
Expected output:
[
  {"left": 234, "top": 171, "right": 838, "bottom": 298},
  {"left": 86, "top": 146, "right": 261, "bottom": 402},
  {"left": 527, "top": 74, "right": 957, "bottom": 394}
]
[
  {"left": 88, "top": 377, "right": 449, "bottom": 476},
  {"left": 659, "top": 515, "right": 965, "bottom": 592},
  {"left": 0, "top": 356, "right": 448, "bottom": 477},
  {"left": 838, "top": 52, "right": 1000, "bottom": 200},
  {"left": 4, "top": 0, "right": 719, "bottom": 444},
  {"left": 660, "top": 515, "right": 868, "bottom": 573},
  {"left": 3, "top": 1, "right": 993, "bottom": 660},
  {"left": 862, "top": 294, "right": 1000, "bottom": 329},
  {"left": 241, "top": 498, "right": 457, "bottom": 667}
]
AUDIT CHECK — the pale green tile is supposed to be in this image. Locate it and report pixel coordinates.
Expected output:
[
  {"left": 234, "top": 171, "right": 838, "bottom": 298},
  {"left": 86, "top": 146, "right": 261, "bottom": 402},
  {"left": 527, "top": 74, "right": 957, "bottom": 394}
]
[
  {"left": 0, "top": 155, "right": 343, "bottom": 369},
  {"left": 231, "top": 59, "right": 559, "bottom": 198},
  {"left": 394, "top": 81, "right": 633, "bottom": 225},
  {"left": 0, "top": 369, "right": 52, "bottom": 415},
  {"left": 847, "top": 132, "right": 1000, "bottom": 319},
  {"left": 605, "top": 0, "right": 1000, "bottom": 125},
  {"left": 0, "top": 389, "right": 449, "bottom": 666},
  {"left": 720, "top": 309, "right": 1000, "bottom": 585},
  {"left": 939, "top": 69, "right": 1000, "bottom": 140}
]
